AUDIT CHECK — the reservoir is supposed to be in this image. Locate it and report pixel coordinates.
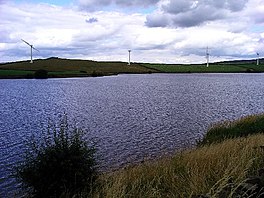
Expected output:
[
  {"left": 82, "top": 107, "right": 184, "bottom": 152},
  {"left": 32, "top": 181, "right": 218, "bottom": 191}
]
[{"left": 1, "top": 73, "right": 264, "bottom": 196}]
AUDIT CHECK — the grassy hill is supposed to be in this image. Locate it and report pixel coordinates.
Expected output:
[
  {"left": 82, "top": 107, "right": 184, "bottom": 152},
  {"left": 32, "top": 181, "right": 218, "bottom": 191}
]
[
  {"left": 0, "top": 57, "right": 263, "bottom": 79},
  {"left": 143, "top": 58, "right": 264, "bottom": 73},
  {"left": 0, "top": 57, "right": 157, "bottom": 79}
]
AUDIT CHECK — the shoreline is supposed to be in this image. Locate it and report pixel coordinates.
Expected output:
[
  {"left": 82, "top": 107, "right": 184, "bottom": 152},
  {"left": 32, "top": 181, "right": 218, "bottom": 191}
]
[{"left": 0, "top": 70, "right": 263, "bottom": 80}]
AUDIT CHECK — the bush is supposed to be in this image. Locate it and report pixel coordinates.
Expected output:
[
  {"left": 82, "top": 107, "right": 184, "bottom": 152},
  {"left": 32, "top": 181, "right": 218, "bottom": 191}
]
[
  {"left": 16, "top": 115, "right": 97, "bottom": 197},
  {"left": 91, "top": 70, "right": 103, "bottom": 77},
  {"left": 34, "top": 69, "right": 48, "bottom": 79},
  {"left": 246, "top": 68, "right": 254, "bottom": 73},
  {"left": 25, "top": 73, "right": 34, "bottom": 79}
]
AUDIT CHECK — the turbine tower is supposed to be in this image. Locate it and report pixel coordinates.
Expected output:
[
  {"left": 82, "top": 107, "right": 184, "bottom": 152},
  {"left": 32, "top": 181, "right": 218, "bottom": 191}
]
[
  {"left": 21, "top": 39, "right": 39, "bottom": 63},
  {"left": 206, "top": 46, "right": 210, "bottom": 67},
  {"left": 128, "top": 50, "right": 131, "bottom": 65},
  {"left": 257, "top": 52, "right": 260, "bottom": 66}
]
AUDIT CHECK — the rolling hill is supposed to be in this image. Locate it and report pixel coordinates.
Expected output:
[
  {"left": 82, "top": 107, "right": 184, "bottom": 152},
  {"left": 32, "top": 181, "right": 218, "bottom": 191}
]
[{"left": 0, "top": 57, "right": 263, "bottom": 79}]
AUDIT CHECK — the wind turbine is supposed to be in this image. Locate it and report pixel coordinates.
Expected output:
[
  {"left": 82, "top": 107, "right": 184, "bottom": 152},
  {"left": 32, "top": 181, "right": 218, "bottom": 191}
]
[
  {"left": 128, "top": 50, "right": 131, "bottom": 65},
  {"left": 257, "top": 52, "right": 260, "bottom": 66},
  {"left": 206, "top": 46, "right": 210, "bottom": 67},
  {"left": 21, "top": 39, "right": 39, "bottom": 63}
]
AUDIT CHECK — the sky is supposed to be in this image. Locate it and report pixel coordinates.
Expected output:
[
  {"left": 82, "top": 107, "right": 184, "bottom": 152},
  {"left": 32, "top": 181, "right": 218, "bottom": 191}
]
[{"left": 0, "top": 0, "right": 263, "bottom": 64}]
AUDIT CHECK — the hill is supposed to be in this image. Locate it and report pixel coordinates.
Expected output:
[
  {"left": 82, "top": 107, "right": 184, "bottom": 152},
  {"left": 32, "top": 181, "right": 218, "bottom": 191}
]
[
  {"left": 0, "top": 57, "right": 157, "bottom": 79},
  {"left": 0, "top": 57, "right": 263, "bottom": 79},
  {"left": 143, "top": 58, "right": 264, "bottom": 73}
]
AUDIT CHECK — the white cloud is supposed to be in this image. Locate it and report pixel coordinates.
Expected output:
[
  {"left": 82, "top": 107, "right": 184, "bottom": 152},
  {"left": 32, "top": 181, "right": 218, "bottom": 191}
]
[{"left": 0, "top": 0, "right": 263, "bottom": 63}]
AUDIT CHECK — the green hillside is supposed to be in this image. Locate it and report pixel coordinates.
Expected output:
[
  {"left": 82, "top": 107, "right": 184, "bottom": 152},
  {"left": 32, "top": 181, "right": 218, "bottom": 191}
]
[
  {"left": 0, "top": 57, "right": 263, "bottom": 79},
  {"left": 0, "top": 58, "right": 157, "bottom": 79},
  {"left": 143, "top": 59, "right": 264, "bottom": 73}
]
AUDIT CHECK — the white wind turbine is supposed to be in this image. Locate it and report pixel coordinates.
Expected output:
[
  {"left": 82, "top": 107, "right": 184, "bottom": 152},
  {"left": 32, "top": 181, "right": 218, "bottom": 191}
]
[
  {"left": 128, "top": 50, "right": 131, "bottom": 65},
  {"left": 257, "top": 52, "right": 260, "bottom": 66},
  {"left": 206, "top": 46, "right": 210, "bottom": 67},
  {"left": 21, "top": 39, "right": 39, "bottom": 63}
]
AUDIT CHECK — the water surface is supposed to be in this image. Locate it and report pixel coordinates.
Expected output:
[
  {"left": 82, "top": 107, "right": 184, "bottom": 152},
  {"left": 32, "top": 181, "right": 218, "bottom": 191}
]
[{"left": 1, "top": 73, "right": 264, "bottom": 196}]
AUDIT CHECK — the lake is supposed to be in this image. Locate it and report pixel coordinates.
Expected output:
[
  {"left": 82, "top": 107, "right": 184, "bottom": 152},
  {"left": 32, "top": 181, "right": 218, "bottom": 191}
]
[{"left": 1, "top": 73, "right": 264, "bottom": 196}]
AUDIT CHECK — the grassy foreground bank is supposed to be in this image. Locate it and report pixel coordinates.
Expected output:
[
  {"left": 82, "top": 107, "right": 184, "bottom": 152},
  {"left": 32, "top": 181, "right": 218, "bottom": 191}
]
[
  {"left": 89, "top": 114, "right": 264, "bottom": 197},
  {"left": 92, "top": 135, "right": 264, "bottom": 197},
  {"left": 16, "top": 114, "right": 264, "bottom": 197}
]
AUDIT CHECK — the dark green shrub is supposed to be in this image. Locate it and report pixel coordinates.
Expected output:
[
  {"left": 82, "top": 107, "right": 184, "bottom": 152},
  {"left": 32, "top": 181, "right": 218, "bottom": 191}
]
[
  {"left": 25, "top": 73, "right": 34, "bottom": 79},
  {"left": 91, "top": 70, "right": 103, "bottom": 77},
  {"left": 246, "top": 68, "right": 254, "bottom": 73},
  {"left": 16, "top": 115, "right": 97, "bottom": 197},
  {"left": 34, "top": 69, "right": 48, "bottom": 79}
]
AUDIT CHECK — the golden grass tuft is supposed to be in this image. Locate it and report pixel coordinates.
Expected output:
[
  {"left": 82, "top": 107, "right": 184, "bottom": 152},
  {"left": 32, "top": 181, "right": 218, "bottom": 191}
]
[{"left": 91, "top": 134, "right": 264, "bottom": 197}]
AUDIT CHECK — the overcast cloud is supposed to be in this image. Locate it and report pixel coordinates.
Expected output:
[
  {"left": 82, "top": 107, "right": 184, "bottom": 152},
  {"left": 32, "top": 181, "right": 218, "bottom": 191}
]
[
  {"left": 0, "top": 0, "right": 263, "bottom": 63},
  {"left": 146, "top": 0, "right": 249, "bottom": 28},
  {"left": 77, "top": 0, "right": 159, "bottom": 11}
]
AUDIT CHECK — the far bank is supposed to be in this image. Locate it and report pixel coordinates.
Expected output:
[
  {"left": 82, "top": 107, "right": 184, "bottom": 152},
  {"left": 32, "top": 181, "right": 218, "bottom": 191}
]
[{"left": 0, "top": 57, "right": 263, "bottom": 79}]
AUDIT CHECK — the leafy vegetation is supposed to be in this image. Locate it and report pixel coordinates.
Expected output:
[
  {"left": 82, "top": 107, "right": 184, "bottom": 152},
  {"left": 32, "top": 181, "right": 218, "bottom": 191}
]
[
  {"left": 15, "top": 115, "right": 97, "bottom": 197},
  {"left": 198, "top": 114, "right": 264, "bottom": 145}
]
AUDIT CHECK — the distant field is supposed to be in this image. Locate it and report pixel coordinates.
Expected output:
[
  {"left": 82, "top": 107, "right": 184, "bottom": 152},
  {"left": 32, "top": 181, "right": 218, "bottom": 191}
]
[
  {"left": 0, "top": 70, "right": 34, "bottom": 78},
  {"left": 143, "top": 63, "right": 264, "bottom": 73},
  {"left": 0, "top": 69, "right": 91, "bottom": 79},
  {"left": 0, "top": 70, "right": 33, "bottom": 75},
  {"left": 0, "top": 58, "right": 157, "bottom": 78}
]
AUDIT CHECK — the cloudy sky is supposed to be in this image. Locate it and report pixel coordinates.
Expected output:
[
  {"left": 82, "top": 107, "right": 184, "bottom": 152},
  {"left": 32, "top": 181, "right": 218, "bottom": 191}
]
[{"left": 0, "top": 0, "right": 263, "bottom": 64}]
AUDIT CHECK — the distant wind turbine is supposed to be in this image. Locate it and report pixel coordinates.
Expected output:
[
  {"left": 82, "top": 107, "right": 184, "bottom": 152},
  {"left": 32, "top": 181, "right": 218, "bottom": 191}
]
[
  {"left": 21, "top": 39, "right": 39, "bottom": 63},
  {"left": 257, "top": 52, "right": 260, "bottom": 66},
  {"left": 206, "top": 46, "right": 210, "bottom": 67},
  {"left": 128, "top": 50, "right": 131, "bottom": 65}
]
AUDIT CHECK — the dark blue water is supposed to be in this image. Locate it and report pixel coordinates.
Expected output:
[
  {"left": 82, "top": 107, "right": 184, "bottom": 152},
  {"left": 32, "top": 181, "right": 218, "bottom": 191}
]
[{"left": 1, "top": 73, "right": 264, "bottom": 196}]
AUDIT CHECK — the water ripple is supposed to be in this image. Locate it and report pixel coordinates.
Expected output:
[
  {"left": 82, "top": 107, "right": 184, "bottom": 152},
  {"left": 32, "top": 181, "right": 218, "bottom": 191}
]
[{"left": 1, "top": 74, "right": 264, "bottom": 196}]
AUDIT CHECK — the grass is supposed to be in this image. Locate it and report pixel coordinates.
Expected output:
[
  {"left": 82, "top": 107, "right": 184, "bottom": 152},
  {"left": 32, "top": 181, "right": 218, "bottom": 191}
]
[
  {"left": 143, "top": 63, "right": 264, "bottom": 73},
  {"left": 198, "top": 114, "right": 264, "bottom": 145},
  {"left": 0, "top": 58, "right": 156, "bottom": 79},
  {"left": 14, "top": 113, "right": 264, "bottom": 197},
  {"left": 0, "top": 69, "right": 34, "bottom": 77},
  {"left": 86, "top": 114, "right": 264, "bottom": 197},
  {"left": 0, "top": 69, "right": 90, "bottom": 79},
  {"left": 0, "top": 57, "right": 263, "bottom": 79},
  {"left": 90, "top": 134, "right": 264, "bottom": 197}
]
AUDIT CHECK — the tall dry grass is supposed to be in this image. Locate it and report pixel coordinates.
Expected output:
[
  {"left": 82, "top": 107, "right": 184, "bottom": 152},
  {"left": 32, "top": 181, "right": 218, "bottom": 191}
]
[{"left": 90, "top": 134, "right": 264, "bottom": 198}]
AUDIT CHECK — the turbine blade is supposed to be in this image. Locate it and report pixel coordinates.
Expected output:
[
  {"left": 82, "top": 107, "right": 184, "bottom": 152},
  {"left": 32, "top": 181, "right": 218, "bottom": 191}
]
[
  {"left": 21, "top": 39, "right": 32, "bottom": 46},
  {"left": 32, "top": 46, "right": 39, "bottom": 52}
]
